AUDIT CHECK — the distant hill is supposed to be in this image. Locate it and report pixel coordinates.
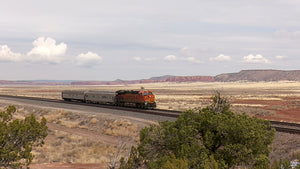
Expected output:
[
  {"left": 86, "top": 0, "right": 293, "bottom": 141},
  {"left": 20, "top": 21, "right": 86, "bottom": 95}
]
[
  {"left": 215, "top": 70, "right": 300, "bottom": 82},
  {"left": 0, "top": 70, "right": 299, "bottom": 85},
  {"left": 72, "top": 70, "right": 299, "bottom": 85},
  {"left": 0, "top": 80, "right": 70, "bottom": 85},
  {"left": 70, "top": 76, "right": 214, "bottom": 85}
]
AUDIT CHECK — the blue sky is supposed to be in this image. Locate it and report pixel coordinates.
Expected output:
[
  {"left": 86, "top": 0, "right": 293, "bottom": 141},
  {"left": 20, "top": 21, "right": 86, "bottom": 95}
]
[{"left": 0, "top": 0, "right": 299, "bottom": 80}]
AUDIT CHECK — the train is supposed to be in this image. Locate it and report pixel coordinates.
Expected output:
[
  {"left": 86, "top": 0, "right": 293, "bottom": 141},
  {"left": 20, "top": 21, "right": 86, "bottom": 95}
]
[{"left": 62, "top": 89, "right": 156, "bottom": 109}]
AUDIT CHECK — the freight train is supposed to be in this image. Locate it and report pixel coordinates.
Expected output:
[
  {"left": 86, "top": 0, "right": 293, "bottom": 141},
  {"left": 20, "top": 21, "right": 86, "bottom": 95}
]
[{"left": 62, "top": 90, "right": 156, "bottom": 109}]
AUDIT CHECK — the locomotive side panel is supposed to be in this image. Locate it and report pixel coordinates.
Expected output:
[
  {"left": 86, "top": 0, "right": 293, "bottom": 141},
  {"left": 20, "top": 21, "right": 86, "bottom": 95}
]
[{"left": 115, "top": 90, "right": 156, "bottom": 109}]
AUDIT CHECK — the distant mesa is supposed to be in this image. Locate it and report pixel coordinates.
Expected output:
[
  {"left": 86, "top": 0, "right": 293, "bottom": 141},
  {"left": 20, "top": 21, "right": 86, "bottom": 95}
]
[
  {"left": 215, "top": 69, "right": 300, "bottom": 82},
  {"left": 70, "top": 75, "right": 215, "bottom": 85},
  {"left": 0, "top": 70, "right": 299, "bottom": 85}
]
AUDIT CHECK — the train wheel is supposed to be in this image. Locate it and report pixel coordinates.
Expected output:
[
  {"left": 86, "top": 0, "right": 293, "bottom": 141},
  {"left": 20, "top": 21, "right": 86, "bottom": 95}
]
[{"left": 136, "top": 103, "right": 143, "bottom": 109}]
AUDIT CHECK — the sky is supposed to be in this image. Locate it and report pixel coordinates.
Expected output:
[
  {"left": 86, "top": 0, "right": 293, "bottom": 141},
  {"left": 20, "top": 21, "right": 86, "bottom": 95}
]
[{"left": 0, "top": 0, "right": 299, "bottom": 81}]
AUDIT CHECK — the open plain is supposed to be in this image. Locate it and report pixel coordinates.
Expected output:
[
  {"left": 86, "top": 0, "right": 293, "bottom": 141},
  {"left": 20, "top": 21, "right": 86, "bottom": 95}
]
[{"left": 0, "top": 81, "right": 299, "bottom": 168}]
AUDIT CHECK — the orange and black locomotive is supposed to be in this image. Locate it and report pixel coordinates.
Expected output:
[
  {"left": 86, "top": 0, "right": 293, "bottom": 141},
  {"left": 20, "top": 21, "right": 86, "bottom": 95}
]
[{"left": 62, "top": 89, "right": 156, "bottom": 109}]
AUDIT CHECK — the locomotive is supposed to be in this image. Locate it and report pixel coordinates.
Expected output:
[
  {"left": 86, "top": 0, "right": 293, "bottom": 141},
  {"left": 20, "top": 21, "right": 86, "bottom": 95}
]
[{"left": 62, "top": 89, "right": 156, "bottom": 109}]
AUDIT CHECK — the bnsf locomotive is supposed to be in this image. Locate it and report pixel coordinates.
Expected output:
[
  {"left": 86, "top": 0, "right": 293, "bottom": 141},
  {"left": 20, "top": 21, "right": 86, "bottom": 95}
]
[{"left": 62, "top": 90, "right": 156, "bottom": 109}]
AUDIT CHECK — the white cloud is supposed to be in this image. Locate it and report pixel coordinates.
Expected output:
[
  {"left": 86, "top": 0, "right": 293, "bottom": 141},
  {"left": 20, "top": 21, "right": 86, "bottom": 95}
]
[
  {"left": 27, "top": 37, "right": 67, "bottom": 64},
  {"left": 0, "top": 45, "right": 22, "bottom": 62},
  {"left": 275, "top": 55, "right": 287, "bottom": 59},
  {"left": 133, "top": 57, "right": 142, "bottom": 61},
  {"left": 76, "top": 51, "right": 102, "bottom": 66},
  {"left": 210, "top": 54, "right": 231, "bottom": 61},
  {"left": 243, "top": 54, "right": 270, "bottom": 64},
  {"left": 183, "top": 57, "right": 203, "bottom": 63},
  {"left": 180, "top": 47, "right": 193, "bottom": 56},
  {"left": 164, "top": 55, "right": 202, "bottom": 63},
  {"left": 164, "top": 55, "right": 177, "bottom": 61}
]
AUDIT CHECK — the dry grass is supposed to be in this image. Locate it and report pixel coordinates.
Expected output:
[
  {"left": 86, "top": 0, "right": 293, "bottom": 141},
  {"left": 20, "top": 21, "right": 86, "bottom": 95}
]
[
  {"left": 271, "top": 132, "right": 300, "bottom": 162},
  {"left": 32, "top": 130, "right": 118, "bottom": 164},
  {"left": 0, "top": 81, "right": 299, "bottom": 165},
  {"left": 103, "top": 119, "right": 138, "bottom": 138},
  {"left": 0, "top": 81, "right": 299, "bottom": 112},
  {"left": 0, "top": 103, "right": 147, "bottom": 165}
]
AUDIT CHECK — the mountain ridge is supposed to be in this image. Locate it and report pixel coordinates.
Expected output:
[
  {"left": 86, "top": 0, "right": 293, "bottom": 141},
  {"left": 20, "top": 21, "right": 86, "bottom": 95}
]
[
  {"left": 215, "top": 69, "right": 300, "bottom": 82},
  {"left": 0, "top": 69, "right": 299, "bottom": 85}
]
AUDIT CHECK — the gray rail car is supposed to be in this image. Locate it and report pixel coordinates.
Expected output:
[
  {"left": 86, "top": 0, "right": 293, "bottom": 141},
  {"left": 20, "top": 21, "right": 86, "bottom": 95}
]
[
  {"left": 85, "top": 91, "right": 116, "bottom": 105},
  {"left": 62, "top": 90, "right": 86, "bottom": 102}
]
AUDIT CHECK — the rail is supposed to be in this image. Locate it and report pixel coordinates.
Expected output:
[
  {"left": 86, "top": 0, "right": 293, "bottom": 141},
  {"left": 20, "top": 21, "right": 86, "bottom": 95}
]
[{"left": 0, "top": 94, "right": 299, "bottom": 134}]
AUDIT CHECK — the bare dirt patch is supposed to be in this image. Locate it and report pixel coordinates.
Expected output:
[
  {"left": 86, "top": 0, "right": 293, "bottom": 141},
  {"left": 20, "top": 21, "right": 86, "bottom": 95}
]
[
  {"left": 232, "top": 96, "right": 300, "bottom": 123},
  {"left": 0, "top": 81, "right": 299, "bottom": 168}
]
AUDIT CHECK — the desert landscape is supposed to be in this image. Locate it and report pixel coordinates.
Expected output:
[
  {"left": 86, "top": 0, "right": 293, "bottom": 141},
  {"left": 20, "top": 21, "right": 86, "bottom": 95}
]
[
  {"left": 1, "top": 80, "right": 299, "bottom": 121},
  {"left": 0, "top": 81, "right": 299, "bottom": 168},
  {"left": 2, "top": 0, "right": 300, "bottom": 167}
]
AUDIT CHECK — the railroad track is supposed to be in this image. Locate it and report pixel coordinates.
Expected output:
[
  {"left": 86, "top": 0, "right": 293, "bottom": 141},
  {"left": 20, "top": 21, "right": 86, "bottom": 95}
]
[
  {"left": 269, "top": 121, "right": 300, "bottom": 135},
  {"left": 0, "top": 94, "right": 182, "bottom": 118},
  {"left": 0, "top": 94, "right": 299, "bottom": 134}
]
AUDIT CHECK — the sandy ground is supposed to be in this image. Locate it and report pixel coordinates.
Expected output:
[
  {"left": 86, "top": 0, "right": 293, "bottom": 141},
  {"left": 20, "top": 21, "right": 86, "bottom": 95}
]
[
  {"left": 0, "top": 81, "right": 299, "bottom": 168},
  {"left": 0, "top": 98, "right": 159, "bottom": 169}
]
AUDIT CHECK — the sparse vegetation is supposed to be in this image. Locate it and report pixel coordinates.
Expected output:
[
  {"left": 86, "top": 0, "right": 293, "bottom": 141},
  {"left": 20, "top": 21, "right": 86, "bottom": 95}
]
[
  {"left": 0, "top": 103, "right": 150, "bottom": 166},
  {"left": 119, "top": 93, "right": 276, "bottom": 168},
  {"left": 0, "top": 105, "right": 48, "bottom": 168},
  {"left": 0, "top": 81, "right": 299, "bottom": 168}
]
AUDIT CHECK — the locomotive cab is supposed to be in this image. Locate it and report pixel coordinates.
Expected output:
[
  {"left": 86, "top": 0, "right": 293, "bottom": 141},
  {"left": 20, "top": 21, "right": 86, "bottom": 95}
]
[
  {"left": 115, "top": 90, "right": 156, "bottom": 109},
  {"left": 138, "top": 90, "right": 156, "bottom": 109}
]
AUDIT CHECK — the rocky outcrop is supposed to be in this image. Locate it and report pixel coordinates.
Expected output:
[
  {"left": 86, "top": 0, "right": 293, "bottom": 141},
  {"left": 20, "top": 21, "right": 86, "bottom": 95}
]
[
  {"left": 1, "top": 70, "right": 299, "bottom": 85},
  {"left": 71, "top": 76, "right": 215, "bottom": 85},
  {"left": 215, "top": 70, "right": 300, "bottom": 82},
  {"left": 166, "top": 76, "right": 214, "bottom": 82}
]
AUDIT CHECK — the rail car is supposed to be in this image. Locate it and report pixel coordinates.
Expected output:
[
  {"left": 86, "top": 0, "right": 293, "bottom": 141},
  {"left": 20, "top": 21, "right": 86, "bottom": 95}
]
[
  {"left": 85, "top": 91, "right": 116, "bottom": 105},
  {"left": 61, "top": 90, "right": 156, "bottom": 109},
  {"left": 61, "top": 90, "right": 85, "bottom": 101}
]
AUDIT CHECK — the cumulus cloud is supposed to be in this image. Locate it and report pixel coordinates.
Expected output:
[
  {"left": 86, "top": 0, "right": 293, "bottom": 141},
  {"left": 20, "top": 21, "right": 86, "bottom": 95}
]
[
  {"left": 164, "top": 55, "right": 177, "bottom": 61},
  {"left": 180, "top": 47, "right": 193, "bottom": 56},
  {"left": 243, "top": 54, "right": 270, "bottom": 64},
  {"left": 275, "top": 55, "right": 287, "bottom": 59},
  {"left": 0, "top": 45, "right": 22, "bottom": 62},
  {"left": 210, "top": 54, "right": 231, "bottom": 61},
  {"left": 27, "top": 37, "right": 67, "bottom": 64},
  {"left": 76, "top": 51, "right": 102, "bottom": 66},
  {"left": 164, "top": 55, "right": 202, "bottom": 63},
  {"left": 133, "top": 57, "right": 142, "bottom": 61},
  {"left": 184, "top": 57, "right": 203, "bottom": 63}
]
